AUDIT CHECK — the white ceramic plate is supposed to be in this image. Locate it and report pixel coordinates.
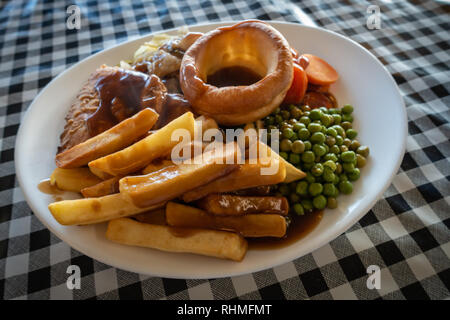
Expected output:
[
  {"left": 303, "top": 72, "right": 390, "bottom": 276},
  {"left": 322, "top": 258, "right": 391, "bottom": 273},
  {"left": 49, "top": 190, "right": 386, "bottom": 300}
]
[{"left": 15, "top": 21, "right": 406, "bottom": 279}]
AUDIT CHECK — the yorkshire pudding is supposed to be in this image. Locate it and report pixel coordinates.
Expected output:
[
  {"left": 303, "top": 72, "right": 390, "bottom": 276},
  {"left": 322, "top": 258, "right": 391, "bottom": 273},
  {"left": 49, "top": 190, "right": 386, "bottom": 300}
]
[{"left": 180, "top": 20, "right": 293, "bottom": 126}]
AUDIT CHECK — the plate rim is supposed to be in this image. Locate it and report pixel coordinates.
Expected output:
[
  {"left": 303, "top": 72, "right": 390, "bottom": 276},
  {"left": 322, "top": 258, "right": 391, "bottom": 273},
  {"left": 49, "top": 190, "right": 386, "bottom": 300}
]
[{"left": 14, "top": 20, "right": 407, "bottom": 279}]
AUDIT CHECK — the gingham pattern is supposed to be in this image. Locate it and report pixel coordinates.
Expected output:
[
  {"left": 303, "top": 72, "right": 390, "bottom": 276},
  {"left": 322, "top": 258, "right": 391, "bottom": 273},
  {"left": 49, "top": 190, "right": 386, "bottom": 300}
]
[{"left": 0, "top": 0, "right": 449, "bottom": 300}]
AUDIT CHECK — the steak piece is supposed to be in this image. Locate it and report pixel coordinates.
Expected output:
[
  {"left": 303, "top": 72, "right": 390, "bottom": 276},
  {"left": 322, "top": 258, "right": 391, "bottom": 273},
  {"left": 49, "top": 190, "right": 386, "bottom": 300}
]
[{"left": 58, "top": 65, "right": 166, "bottom": 153}]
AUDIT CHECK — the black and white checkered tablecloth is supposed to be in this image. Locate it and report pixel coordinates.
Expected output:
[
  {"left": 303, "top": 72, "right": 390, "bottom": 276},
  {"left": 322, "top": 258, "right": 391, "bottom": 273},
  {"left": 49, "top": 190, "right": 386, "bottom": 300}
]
[{"left": 0, "top": 0, "right": 449, "bottom": 300}]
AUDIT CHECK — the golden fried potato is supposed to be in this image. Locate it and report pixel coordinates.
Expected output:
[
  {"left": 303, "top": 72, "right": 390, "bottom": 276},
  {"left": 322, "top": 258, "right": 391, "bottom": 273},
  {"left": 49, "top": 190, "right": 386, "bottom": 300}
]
[
  {"left": 50, "top": 167, "right": 102, "bottom": 192},
  {"left": 197, "top": 194, "right": 289, "bottom": 216},
  {"left": 48, "top": 193, "right": 165, "bottom": 225},
  {"left": 256, "top": 141, "right": 306, "bottom": 183},
  {"left": 141, "top": 160, "right": 174, "bottom": 175},
  {"left": 106, "top": 218, "right": 247, "bottom": 261},
  {"left": 166, "top": 202, "right": 287, "bottom": 237},
  {"left": 182, "top": 156, "right": 286, "bottom": 202},
  {"left": 56, "top": 108, "right": 158, "bottom": 168},
  {"left": 119, "top": 158, "right": 238, "bottom": 208},
  {"left": 80, "top": 176, "right": 121, "bottom": 198},
  {"left": 88, "top": 112, "right": 195, "bottom": 176}
]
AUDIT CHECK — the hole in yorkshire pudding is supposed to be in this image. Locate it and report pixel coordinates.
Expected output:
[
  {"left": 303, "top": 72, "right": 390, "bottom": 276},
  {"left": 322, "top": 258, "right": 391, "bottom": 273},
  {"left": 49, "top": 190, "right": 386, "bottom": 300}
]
[{"left": 207, "top": 66, "right": 263, "bottom": 88}]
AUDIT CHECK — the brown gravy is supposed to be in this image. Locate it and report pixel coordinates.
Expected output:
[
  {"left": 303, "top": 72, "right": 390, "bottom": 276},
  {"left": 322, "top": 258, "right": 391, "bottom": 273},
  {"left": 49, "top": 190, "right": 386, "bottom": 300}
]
[
  {"left": 37, "top": 179, "right": 64, "bottom": 202},
  {"left": 207, "top": 66, "right": 262, "bottom": 87},
  {"left": 87, "top": 69, "right": 149, "bottom": 136},
  {"left": 249, "top": 210, "right": 323, "bottom": 250}
]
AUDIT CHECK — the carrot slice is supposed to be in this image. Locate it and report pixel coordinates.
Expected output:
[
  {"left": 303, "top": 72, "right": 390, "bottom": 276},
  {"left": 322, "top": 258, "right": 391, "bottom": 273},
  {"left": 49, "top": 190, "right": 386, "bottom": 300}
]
[
  {"left": 303, "top": 54, "right": 339, "bottom": 86},
  {"left": 283, "top": 63, "right": 308, "bottom": 104}
]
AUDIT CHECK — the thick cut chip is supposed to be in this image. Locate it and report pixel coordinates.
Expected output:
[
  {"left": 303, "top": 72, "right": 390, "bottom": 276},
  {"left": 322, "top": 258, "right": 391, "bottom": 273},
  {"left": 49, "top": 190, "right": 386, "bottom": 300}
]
[
  {"left": 88, "top": 112, "right": 195, "bottom": 176},
  {"left": 56, "top": 108, "right": 158, "bottom": 168},
  {"left": 106, "top": 218, "right": 247, "bottom": 261}
]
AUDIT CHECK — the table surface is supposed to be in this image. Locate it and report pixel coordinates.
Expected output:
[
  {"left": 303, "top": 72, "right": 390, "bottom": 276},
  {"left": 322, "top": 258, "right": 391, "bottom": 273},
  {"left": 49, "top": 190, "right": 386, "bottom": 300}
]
[{"left": 0, "top": 0, "right": 449, "bottom": 300}]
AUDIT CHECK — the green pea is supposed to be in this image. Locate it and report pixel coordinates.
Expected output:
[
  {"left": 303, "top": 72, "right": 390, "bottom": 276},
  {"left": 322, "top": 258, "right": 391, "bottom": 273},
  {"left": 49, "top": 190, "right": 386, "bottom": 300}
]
[
  {"left": 323, "top": 183, "right": 337, "bottom": 197},
  {"left": 279, "top": 184, "right": 290, "bottom": 196},
  {"left": 282, "top": 128, "right": 294, "bottom": 139},
  {"left": 309, "top": 183, "right": 323, "bottom": 196},
  {"left": 323, "top": 160, "right": 337, "bottom": 171},
  {"left": 350, "top": 140, "right": 361, "bottom": 151},
  {"left": 303, "top": 162, "right": 314, "bottom": 170},
  {"left": 340, "top": 145, "right": 349, "bottom": 153},
  {"left": 290, "top": 132, "right": 299, "bottom": 141},
  {"left": 334, "top": 125, "right": 346, "bottom": 136},
  {"left": 275, "top": 114, "right": 283, "bottom": 124},
  {"left": 324, "top": 153, "right": 338, "bottom": 162},
  {"left": 298, "top": 128, "right": 310, "bottom": 140},
  {"left": 279, "top": 151, "right": 288, "bottom": 160},
  {"left": 293, "top": 203, "right": 305, "bottom": 215},
  {"left": 332, "top": 114, "right": 342, "bottom": 124},
  {"left": 312, "top": 144, "right": 327, "bottom": 157},
  {"left": 327, "top": 197, "right": 338, "bottom": 209},
  {"left": 296, "top": 181, "right": 309, "bottom": 196},
  {"left": 341, "top": 151, "right": 356, "bottom": 163},
  {"left": 301, "top": 105, "right": 311, "bottom": 112},
  {"left": 299, "top": 116, "right": 311, "bottom": 126},
  {"left": 280, "top": 139, "right": 292, "bottom": 152},
  {"left": 308, "top": 123, "right": 322, "bottom": 133},
  {"left": 288, "top": 119, "right": 298, "bottom": 126},
  {"left": 326, "top": 127, "right": 337, "bottom": 137},
  {"left": 339, "top": 173, "right": 348, "bottom": 182},
  {"left": 333, "top": 174, "right": 340, "bottom": 184},
  {"left": 291, "top": 107, "right": 302, "bottom": 119},
  {"left": 304, "top": 141, "right": 312, "bottom": 151},
  {"left": 343, "top": 138, "right": 351, "bottom": 147},
  {"left": 335, "top": 135, "right": 344, "bottom": 146},
  {"left": 343, "top": 162, "right": 355, "bottom": 172},
  {"left": 323, "top": 168, "right": 336, "bottom": 182},
  {"left": 330, "top": 145, "right": 340, "bottom": 155},
  {"left": 274, "top": 107, "right": 281, "bottom": 114},
  {"left": 346, "top": 129, "right": 357, "bottom": 139},
  {"left": 293, "top": 122, "right": 305, "bottom": 132},
  {"left": 336, "top": 163, "right": 343, "bottom": 175},
  {"left": 310, "top": 109, "right": 322, "bottom": 120},
  {"left": 339, "top": 180, "right": 353, "bottom": 194},
  {"left": 313, "top": 195, "right": 327, "bottom": 210},
  {"left": 342, "top": 104, "right": 354, "bottom": 114},
  {"left": 311, "top": 132, "right": 326, "bottom": 144},
  {"left": 301, "top": 199, "right": 313, "bottom": 212},
  {"left": 341, "top": 122, "right": 352, "bottom": 131},
  {"left": 325, "top": 135, "right": 336, "bottom": 147},
  {"left": 305, "top": 172, "right": 316, "bottom": 183},
  {"left": 302, "top": 151, "right": 315, "bottom": 163},
  {"left": 265, "top": 116, "right": 275, "bottom": 126},
  {"left": 348, "top": 168, "right": 361, "bottom": 181},
  {"left": 289, "top": 153, "right": 300, "bottom": 164},
  {"left": 311, "top": 163, "right": 324, "bottom": 176},
  {"left": 321, "top": 114, "right": 333, "bottom": 127},
  {"left": 290, "top": 193, "right": 300, "bottom": 204},
  {"left": 357, "top": 146, "right": 370, "bottom": 157},
  {"left": 319, "top": 107, "right": 328, "bottom": 114},
  {"left": 292, "top": 140, "right": 305, "bottom": 154},
  {"left": 356, "top": 154, "right": 366, "bottom": 168},
  {"left": 281, "top": 110, "right": 290, "bottom": 120},
  {"left": 342, "top": 114, "right": 353, "bottom": 123}
]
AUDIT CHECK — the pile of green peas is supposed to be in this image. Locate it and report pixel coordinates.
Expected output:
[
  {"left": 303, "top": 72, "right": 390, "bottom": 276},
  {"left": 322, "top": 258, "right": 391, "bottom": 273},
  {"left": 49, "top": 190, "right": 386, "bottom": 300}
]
[{"left": 264, "top": 103, "right": 370, "bottom": 215}]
